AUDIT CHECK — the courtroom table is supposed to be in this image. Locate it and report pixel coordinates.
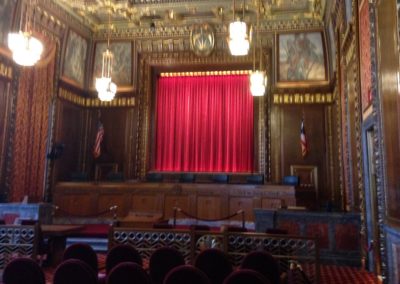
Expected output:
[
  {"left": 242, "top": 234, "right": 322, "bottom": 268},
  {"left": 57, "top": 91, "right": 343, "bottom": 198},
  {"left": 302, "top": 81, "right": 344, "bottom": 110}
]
[{"left": 41, "top": 224, "right": 84, "bottom": 267}]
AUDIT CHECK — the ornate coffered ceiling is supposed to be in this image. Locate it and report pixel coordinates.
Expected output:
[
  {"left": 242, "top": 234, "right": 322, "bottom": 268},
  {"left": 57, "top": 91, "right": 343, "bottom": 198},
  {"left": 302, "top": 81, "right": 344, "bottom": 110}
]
[{"left": 52, "top": 0, "right": 326, "bottom": 33}]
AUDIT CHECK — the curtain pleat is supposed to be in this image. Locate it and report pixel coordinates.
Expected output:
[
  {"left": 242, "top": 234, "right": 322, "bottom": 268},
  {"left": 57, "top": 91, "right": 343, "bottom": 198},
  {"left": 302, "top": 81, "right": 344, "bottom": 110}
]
[
  {"left": 9, "top": 42, "right": 56, "bottom": 202},
  {"left": 154, "top": 74, "right": 254, "bottom": 173}
]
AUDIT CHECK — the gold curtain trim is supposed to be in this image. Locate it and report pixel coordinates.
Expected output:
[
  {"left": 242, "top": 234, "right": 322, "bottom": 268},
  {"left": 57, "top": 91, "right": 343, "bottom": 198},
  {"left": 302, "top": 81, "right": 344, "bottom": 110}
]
[
  {"left": 160, "top": 70, "right": 252, "bottom": 77},
  {"left": 59, "top": 87, "right": 135, "bottom": 107}
]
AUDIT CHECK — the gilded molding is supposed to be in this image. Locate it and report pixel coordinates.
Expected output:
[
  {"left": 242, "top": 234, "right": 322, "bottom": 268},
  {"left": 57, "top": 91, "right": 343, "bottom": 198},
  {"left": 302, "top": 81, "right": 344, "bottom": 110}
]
[
  {"left": 38, "top": 0, "right": 92, "bottom": 37},
  {"left": 160, "top": 70, "right": 251, "bottom": 76},
  {"left": 0, "top": 63, "right": 13, "bottom": 80},
  {"left": 58, "top": 88, "right": 135, "bottom": 107},
  {"left": 93, "top": 20, "right": 323, "bottom": 40},
  {"left": 368, "top": 1, "right": 387, "bottom": 281},
  {"left": 272, "top": 93, "right": 334, "bottom": 104},
  {"left": 136, "top": 50, "right": 270, "bottom": 178}
]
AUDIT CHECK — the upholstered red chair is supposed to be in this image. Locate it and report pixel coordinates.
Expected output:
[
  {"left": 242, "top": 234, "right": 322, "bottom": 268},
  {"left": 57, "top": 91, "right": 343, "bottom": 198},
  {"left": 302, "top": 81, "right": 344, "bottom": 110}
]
[
  {"left": 194, "top": 248, "right": 233, "bottom": 284},
  {"left": 2, "top": 257, "right": 45, "bottom": 284},
  {"left": 240, "top": 251, "right": 280, "bottom": 284},
  {"left": 106, "top": 244, "right": 143, "bottom": 274},
  {"left": 149, "top": 246, "right": 185, "bottom": 284},
  {"left": 106, "top": 262, "right": 150, "bottom": 284},
  {"left": 164, "top": 265, "right": 211, "bottom": 284},
  {"left": 223, "top": 269, "right": 271, "bottom": 284},
  {"left": 63, "top": 243, "right": 98, "bottom": 274},
  {"left": 53, "top": 259, "right": 98, "bottom": 284}
]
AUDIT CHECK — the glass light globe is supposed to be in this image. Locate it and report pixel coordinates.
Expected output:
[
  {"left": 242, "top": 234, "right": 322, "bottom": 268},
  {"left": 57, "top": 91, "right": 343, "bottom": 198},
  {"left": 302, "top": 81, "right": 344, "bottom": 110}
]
[
  {"left": 228, "top": 21, "right": 250, "bottom": 56},
  {"left": 250, "top": 71, "right": 266, "bottom": 96},
  {"left": 96, "top": 77, "right": 117, "bottom": 101},
  {"left": 8, "top": 31, "right": 43, "bottom": 67}
]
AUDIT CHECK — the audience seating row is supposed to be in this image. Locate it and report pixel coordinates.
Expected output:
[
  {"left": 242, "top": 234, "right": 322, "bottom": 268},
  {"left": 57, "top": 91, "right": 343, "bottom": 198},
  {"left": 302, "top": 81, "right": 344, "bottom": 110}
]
[{"left": 2, "top": 241, "right": 310, "bottom": 284}]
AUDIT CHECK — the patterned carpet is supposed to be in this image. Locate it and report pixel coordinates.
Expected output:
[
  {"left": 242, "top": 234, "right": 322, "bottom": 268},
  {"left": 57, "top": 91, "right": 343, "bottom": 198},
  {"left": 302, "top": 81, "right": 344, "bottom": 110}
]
[
  {"left": 39, "top": 254, "right": 380, "bottom": 284},
  {"left": 320, "top": 265, "right": 379, "bottom": 284}
]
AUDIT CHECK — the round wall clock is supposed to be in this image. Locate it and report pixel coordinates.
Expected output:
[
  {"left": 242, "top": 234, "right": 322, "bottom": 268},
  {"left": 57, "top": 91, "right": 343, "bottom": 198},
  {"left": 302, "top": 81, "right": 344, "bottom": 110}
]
[{"left": 190, "top": 23, "right": 215, "bottom": 57}]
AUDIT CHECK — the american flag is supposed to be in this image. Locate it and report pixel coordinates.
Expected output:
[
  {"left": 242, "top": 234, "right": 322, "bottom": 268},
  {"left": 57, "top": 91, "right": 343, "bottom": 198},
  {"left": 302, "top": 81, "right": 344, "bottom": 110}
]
[
  {"left": 300, "top": 118, "right": 308, "bottom": 158},
  {"left": 93, "top": 122, "right": 104, "bottom": 158}
]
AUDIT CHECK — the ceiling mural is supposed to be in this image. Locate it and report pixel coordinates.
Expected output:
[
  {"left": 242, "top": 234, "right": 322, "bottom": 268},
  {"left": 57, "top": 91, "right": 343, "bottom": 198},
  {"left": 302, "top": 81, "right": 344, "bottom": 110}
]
[{"left": 52, "top": 0, "right": 326, "bottom": 33}]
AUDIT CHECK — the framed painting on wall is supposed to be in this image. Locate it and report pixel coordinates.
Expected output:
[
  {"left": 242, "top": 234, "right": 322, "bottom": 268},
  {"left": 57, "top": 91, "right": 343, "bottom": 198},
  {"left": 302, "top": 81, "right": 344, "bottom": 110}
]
[
  {"left": 62, "top": 30, "right": 88, "bottom": 88},
  {"left": 276, "top": 31, "right": 329, "bottom": 88},
  {"left": 0, "top": 0, "right": 17, "bottom": 57},
  {"left": 93, "top": 41, "right": 133, "bottom": 92}
]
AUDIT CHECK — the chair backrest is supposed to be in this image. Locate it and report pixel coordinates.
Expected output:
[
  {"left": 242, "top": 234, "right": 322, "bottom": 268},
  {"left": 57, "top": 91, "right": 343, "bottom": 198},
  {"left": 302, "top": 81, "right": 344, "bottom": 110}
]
[
  {"left": 164, "top": 265, "right": 211, "bottom": 284},
  {"left": 53, "top": 259, "right": 98, "bottom": 284},
  {"left": 212, "top": 174, "right": 228, "bottom": 183},
  {"left": 282, "top": 176, "right": 299, "bottom": 186},
  {"left": 149, "top": 246, "right": 185, "bottom": 284},
  {"left": 107, "top": 172, "right": 124, "bottom": 182},
  {"left": 246, "top": 175, "right": 264, "bottom": 184},
  {"left": 194, "top": 248, "right": 233, "bottom": 284},
  {"left": 146, "top": 173, "right": 163, "bottom": 182},
  {"left": 63, "top": 243, "right": 98, "bottom": 273},
  {"left": 70, "top": 172, "right": 88, "bottom": 182},
  {"left": 106, "top": 244, "right": 143, "bottom": 274},
  {"left": 179, "top": 173, "right": 195, "bottom": 183},
  {"left": 3, "top": 257, "right": 45, "bottom": 284},
  {"left": 240, "top": 251, "right": 280, "bottom": 284},
  {"left": 223, "top": 269, "right": 270, "bottom": 284},
  {"left": 106, "top": 262, "right": 150, "bottom": 284}
]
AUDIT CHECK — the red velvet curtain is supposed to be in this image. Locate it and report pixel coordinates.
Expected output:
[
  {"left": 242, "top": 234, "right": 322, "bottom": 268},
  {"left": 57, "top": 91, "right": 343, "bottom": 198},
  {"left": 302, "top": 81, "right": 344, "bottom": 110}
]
[{"left": 154, "top": 74, "right": 254, "bottom": 172}]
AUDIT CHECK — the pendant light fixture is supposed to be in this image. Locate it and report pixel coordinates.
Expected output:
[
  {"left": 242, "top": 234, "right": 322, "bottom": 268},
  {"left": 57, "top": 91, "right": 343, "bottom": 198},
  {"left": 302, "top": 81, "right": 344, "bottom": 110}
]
[
  {"left": 95, "top": 0, "right": 117, "bottom": 102},
  {"left": 228, "top": 0, "right": 250, "bottom": 56},
  {"left": 250, "top": 0, "right": 267, "bottom": 96},
  {"left": 8, "top": 0, "right": 43, "bottom": 67}
]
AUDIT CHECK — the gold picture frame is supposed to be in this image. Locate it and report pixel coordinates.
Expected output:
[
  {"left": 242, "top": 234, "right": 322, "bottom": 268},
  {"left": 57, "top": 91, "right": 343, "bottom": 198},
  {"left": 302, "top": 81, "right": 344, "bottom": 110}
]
[{"left": 275, "top": 30, "right": 329, "bottom": 88}]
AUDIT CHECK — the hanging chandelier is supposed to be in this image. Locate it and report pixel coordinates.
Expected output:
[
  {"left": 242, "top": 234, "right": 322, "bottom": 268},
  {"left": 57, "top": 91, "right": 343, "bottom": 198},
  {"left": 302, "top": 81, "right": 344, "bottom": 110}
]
[
  {"left": 8, "top": 0, "right": 43, "bottom": 67},
  {"left": 95, "top": 49, "right": 117, "bottom": 102},
  {"left": 95, "top": 2, "right": 117, "bottom": 102},
  {"left": 250, "top": 0, "right": 266, "bottom": 96},
  {"left": 228, "top": 0, "right": 250, "bottom": 56}
]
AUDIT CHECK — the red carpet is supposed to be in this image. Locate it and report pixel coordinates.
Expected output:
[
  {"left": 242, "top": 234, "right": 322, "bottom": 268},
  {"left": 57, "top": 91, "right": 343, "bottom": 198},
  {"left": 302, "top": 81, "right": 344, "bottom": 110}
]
[{"left": 39, "top": 254, "right": 380, "bottom": 284}]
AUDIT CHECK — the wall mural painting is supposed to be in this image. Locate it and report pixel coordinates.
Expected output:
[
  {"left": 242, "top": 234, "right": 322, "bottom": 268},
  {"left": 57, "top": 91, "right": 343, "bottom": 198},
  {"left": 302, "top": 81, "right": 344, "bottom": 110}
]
[
  {"left": 63, "top": 30, "right": 88, "bottom": 87},
  {"left": 359, "top": 0, "right": 372, "bottom": 111},
  {"left": 0, "top": 0, "right": 16, "bottom": 51},
  {"left": 93, "top": 42, "right": 132, "bottom": 87},
  {"left": 277, "top": 31, "right": 327, "bottom": 86}
]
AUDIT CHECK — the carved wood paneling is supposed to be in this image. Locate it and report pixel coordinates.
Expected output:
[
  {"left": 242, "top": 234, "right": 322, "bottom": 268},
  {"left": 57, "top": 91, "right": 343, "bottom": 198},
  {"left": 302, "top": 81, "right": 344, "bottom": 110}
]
[
  {"left": 53, "top": 182, "right": 296, "bottom": 222},
  {"left": 272, "top": 104, "right": 332, "bottom": 207},
  {"left": 53, "top": 100, "right": 87, "bottom": 183}
]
